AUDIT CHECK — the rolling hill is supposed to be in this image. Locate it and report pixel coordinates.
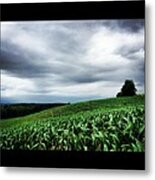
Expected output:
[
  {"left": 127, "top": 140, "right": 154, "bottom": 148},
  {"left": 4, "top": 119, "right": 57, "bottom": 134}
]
[{"left": 0, "top": 95, "right": 145, "bottom": 152}]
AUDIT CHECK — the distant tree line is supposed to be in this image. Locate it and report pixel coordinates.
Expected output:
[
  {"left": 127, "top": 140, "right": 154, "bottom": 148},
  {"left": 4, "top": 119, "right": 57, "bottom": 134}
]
[{"left": 1, "top": 103, "right": 68, "bottom": 119}]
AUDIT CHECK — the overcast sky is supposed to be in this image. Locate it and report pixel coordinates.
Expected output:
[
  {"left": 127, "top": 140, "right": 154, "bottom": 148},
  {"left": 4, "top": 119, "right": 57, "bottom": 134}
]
[{"left": 1, "top": 20, "right": 144, "bottom": 103}]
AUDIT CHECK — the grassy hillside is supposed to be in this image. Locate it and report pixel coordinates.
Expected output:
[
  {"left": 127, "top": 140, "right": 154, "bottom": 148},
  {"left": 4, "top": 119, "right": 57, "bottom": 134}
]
[{"left": 0, "top": 95, "right": 145, "bottom": 152}]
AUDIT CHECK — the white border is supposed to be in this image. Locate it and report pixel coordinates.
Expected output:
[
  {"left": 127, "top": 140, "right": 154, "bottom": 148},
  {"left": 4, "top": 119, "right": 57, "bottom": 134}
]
[{"left": 0, "top": 0, "right": 155, "bottom": 180}]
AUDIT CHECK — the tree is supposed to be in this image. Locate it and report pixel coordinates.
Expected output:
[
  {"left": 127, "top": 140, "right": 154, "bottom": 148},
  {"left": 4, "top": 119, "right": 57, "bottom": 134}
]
[
  {"left": 116, "top": 80, "right": 137, "bottom": 97},
  {"left": 116, "top": 92, "right": 122, "bottom": 97}
]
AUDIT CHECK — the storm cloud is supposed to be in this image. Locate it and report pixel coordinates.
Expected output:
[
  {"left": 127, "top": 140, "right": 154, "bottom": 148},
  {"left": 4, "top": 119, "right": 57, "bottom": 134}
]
[{"left": 1, "top": 20, "right": 144, "bottom": 103}]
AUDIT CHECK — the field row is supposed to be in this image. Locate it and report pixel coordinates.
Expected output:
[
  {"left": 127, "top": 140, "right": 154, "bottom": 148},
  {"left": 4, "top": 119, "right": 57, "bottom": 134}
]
[{"left": 0, "top": 106, "right": 145, "bottom": 152}]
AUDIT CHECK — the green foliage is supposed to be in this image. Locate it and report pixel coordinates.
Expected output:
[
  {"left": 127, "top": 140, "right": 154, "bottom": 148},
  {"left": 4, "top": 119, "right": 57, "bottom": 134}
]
[
  {"left": 116, "top": 92, "right": 122, "bottom": 97},
  {"left": 1, "top": 103, "right": 67, "bottom": 119},
  {"left": 0, "top": 96, "right": 145, "bottom": 152},
  {"left": 117, "top": 80, "right": 137, "bottom": 97}
]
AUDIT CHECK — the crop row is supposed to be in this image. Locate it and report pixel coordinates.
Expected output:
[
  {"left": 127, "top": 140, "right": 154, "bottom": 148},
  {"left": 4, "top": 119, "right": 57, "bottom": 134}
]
[{"left": 0, "top": 107, "right": 145, "bottom": 152}]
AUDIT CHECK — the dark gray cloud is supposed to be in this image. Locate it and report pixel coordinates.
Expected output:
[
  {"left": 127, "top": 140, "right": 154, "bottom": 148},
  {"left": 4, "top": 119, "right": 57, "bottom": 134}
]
[
  {"left": 102, "top": 19, "right": 144, "bottom": 33},
  {"left": 117, "top": 20, "right": 144, "bottom": 32},
  {"left": 1, "top": 20, "right": 144, "bottom": 103}
]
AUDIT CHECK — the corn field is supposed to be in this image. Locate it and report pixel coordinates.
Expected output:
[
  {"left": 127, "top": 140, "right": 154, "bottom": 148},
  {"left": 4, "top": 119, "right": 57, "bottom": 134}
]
[{"left": 0, "top": 105, "right": 145, "bottom": 152}]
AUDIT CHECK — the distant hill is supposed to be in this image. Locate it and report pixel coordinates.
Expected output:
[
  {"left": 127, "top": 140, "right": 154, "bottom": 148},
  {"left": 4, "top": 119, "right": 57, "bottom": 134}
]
[{"left": 0, "top": 103, "right": 68, "bottom": 119}]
